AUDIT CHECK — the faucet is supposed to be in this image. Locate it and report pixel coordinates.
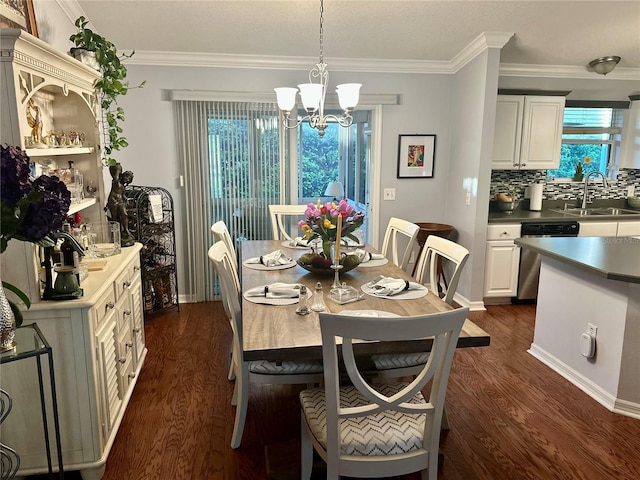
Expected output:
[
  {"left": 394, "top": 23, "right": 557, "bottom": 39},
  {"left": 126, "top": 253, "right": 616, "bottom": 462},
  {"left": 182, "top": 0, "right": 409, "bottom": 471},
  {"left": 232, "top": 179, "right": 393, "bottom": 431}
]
[{"left": 581, "top": 171, "right": 608, "bottom": 209}]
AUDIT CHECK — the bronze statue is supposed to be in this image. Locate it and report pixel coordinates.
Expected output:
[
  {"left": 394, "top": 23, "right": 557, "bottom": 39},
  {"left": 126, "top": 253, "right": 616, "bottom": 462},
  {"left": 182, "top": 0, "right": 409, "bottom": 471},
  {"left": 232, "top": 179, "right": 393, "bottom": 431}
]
[
  {"left": 105, "top": 163, "right": 135, "bottom": 247},
  {"left": 26, "top": 98, "right": 43, "bottom": 144}
]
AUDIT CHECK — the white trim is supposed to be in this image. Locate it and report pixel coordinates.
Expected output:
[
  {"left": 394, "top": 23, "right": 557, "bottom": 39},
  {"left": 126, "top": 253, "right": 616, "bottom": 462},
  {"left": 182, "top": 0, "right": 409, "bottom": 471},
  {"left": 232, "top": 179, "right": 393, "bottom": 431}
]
[
  {"left": 55, "top": 0, "right": 85, "bottom": 26},
  {"left": 527, "top": 343, "right": 640, "bottom": 419},
  {"left": 452, "top": 293, "right": 486, "bottom": 312},
  {"left": 169, "top": 90, "right": 399, "bottom": 106},
  {"left": 368, "top": 105, "right": 383, "bottom": 250},
  {"left": 451, "top": 32, "right": 514, "bottom": 73},
  {"left": 500, "top": 64, "right": 640, "bottom": 81}
]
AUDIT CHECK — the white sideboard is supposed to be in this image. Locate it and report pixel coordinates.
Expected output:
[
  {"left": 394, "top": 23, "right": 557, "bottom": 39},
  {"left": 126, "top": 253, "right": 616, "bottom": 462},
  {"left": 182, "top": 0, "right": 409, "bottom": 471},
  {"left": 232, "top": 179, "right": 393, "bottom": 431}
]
[{"left": 0, "top": 245, "right": 145, "bottom": 479}]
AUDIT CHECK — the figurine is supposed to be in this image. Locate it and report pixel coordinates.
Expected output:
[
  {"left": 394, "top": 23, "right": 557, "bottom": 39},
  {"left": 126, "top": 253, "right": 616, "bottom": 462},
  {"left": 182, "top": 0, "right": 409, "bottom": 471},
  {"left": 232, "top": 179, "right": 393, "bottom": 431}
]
[
  {"left": 105, "top": 163, "right": 135, "bottom": 247},
  {"left": 26, "top": 98, "right": 43, "bottom": 144}
]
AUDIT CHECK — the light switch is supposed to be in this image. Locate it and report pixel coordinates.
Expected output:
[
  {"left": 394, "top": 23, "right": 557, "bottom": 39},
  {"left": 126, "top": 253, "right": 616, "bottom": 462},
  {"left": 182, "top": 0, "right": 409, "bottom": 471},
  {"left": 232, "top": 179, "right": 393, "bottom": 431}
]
[{"left": 383, "top": 188, "right": 396, "bottom": 201}]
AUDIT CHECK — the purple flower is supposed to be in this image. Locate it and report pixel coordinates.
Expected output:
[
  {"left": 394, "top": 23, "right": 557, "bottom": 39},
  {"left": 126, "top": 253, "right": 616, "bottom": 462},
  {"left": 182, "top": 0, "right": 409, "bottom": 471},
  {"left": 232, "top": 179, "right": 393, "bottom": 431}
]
[{"left": 1, "top": 145, "right": 32, "bottom": 205}]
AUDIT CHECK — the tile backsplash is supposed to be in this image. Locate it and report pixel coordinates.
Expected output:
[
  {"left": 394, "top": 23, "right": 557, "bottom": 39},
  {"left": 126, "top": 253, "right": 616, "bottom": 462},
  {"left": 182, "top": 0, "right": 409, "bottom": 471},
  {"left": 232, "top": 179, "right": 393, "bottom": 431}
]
[{"left": 490, "top": 168, "right": 640, "bottom": 202}]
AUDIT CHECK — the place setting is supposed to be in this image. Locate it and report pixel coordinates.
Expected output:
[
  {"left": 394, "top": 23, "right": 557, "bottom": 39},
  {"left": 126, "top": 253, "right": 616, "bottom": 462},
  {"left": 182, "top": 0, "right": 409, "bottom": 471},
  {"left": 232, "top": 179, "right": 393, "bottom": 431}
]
[
  {"left": 281, "top": 236, "right": 320, "bottom": 250},
  {"left": 242, "top": 249, "right": 296, "bottom": 271},
  {"left": 350, "top": 248, "right": 388, "bottom": 268},
  {"left": 361, "top": 275, "right": 428, "bottom": 300},
  {"left": 243, "top": 282, "right": 311, "bottom": 306}
]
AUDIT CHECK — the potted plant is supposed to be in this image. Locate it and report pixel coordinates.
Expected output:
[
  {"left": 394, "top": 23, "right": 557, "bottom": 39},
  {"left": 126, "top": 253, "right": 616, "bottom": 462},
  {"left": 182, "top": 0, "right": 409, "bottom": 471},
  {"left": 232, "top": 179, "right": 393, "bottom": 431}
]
[{"left": 69, "top": 16, "right": 145, "bottom": 166}]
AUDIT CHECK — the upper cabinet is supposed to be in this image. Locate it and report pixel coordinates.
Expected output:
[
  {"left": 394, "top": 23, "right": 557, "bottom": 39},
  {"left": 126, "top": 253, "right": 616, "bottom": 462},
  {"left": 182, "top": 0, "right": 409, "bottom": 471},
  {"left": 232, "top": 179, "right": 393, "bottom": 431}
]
[
  {"left": 492, "top": 95, "right": 566, "bottom": 170},
  {"left": 0, "top": 28, "right": 105, "bottom": 223},
  {"left": 619, "top": 98, "right": 640, "bottom": 170}
]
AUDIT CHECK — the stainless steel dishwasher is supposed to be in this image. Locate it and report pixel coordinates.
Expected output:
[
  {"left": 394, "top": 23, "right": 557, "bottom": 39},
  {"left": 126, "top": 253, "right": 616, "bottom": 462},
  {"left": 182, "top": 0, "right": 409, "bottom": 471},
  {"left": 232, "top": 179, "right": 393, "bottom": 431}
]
[{"left": 517, "top": 221, "right": 579, "bottom": 300}]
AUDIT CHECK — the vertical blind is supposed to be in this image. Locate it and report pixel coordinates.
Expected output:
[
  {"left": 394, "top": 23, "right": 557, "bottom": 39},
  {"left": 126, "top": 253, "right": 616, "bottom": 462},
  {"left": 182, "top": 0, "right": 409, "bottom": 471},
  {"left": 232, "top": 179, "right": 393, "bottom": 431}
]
[{"left": 174, "top": 100, "right": 286, "bottom": 301}]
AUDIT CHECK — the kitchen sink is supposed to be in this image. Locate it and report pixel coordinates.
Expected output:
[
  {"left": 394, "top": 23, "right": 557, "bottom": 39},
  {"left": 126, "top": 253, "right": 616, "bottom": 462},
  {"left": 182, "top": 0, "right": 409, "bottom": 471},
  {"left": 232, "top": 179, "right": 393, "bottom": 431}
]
[{"left": 550, "top": 207, "right": 640, "bottom": 216}]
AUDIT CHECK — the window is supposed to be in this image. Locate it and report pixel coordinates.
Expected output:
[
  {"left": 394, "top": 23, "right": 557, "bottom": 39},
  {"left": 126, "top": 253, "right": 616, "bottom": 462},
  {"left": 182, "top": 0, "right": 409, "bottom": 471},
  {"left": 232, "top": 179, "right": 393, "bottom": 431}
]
[{"left": 547, "top": 106, "right": 623, "bottom": 181}]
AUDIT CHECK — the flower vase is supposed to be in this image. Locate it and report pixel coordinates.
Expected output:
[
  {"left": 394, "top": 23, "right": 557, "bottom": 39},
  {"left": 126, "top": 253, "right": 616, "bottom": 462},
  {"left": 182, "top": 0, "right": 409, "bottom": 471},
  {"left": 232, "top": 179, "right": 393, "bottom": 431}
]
[
  {"left": 0, "top": 280, "right": 16, "bottom": 352},
  {"left": 322, "top": 240, "right": 334, "bottom": 264}
]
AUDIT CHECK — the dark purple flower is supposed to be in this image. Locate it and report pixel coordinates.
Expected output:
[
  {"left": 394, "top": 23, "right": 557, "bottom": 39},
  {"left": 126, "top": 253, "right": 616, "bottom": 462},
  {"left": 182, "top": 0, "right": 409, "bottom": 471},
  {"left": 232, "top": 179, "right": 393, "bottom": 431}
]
[{"left": 1, "top": 145, "right": 32, "bottom": 205}]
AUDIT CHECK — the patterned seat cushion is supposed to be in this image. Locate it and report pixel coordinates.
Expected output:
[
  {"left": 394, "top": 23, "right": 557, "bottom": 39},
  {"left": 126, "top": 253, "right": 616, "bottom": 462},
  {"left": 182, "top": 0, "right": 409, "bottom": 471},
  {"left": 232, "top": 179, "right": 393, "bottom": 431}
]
[
  {"left": 300, "top": 383, "right": 426, "bottom": 456},
  {"left": 371, "top": 352, "right": 430, "bottom": 371},
  {"left": 249, "top": 359, "right": 324, "bottom": 375}
]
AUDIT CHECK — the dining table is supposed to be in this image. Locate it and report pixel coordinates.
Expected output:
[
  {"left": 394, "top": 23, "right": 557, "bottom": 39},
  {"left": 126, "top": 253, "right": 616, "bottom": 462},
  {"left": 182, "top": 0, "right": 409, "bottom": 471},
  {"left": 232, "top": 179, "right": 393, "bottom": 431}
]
[{"left": 240, "top": 240, "right": 490, "bottom": 363}]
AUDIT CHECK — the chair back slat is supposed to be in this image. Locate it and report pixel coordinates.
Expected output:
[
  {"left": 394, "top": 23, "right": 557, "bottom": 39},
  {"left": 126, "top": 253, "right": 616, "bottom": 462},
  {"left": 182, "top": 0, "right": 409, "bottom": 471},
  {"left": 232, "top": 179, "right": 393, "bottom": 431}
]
[
  {"left": 380, "top": 217, "right": 420, "bottom": 270},
  {"left": 268, "top": 204, "right": 308, "bottom": 240}
]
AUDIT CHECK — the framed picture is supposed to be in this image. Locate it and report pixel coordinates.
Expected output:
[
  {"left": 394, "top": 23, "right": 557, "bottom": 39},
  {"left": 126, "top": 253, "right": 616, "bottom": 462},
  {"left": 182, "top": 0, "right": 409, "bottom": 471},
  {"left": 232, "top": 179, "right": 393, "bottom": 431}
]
[
  {"left": 0, "top": 0, "right": 38, "bottom": 37},
  {"left": 397, "top": 134, "right": 436, "bottom": 178}
]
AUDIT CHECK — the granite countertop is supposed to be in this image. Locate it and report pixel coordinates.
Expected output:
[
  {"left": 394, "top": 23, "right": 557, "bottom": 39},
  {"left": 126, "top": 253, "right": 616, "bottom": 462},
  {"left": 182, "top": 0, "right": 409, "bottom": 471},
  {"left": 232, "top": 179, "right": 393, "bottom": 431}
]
[
  {"left": 514, "top": 236, "right": 640, "bottom": 284},
  {"left": 488, "top": 199, "right": 640, "bottom": 224}
]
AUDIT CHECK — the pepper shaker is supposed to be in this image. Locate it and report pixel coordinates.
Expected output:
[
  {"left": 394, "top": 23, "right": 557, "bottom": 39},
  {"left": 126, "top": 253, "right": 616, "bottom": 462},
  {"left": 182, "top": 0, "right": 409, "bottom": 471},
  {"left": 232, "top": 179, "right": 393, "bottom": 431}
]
[
  {"left": 311, "top": 281, "right": 326, "bottom": 312},
  {"left": 295, "top": 285, "right": 310, "bottom": 315}
]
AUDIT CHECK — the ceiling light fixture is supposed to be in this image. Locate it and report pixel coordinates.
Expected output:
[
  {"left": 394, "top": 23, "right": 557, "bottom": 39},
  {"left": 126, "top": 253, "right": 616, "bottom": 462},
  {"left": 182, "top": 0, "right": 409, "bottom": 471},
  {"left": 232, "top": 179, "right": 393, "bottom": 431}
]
[
  {"left": 588, "top": 56, "right": 621, "bottom": 76},
  {"left": 274, "top": 0, "right": 361, "bottom": 137}
]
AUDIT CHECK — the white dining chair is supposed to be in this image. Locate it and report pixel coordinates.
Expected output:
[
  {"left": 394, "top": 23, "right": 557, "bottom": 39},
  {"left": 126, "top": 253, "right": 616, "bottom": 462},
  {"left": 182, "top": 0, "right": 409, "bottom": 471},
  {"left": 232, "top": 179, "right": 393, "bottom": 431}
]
[
  {"left": 300, "top": 307, "right": 468, "bottom": 480},
  {"left": 373, "top": 235, "right": 470, "bottom": 380},
  {"left": 268, "top": 204, "right": 308, "bottom": 241},
  {"left": 208, "top": 241, "right": 324, "bottom": 449},
  {"left": 211, "top": 220, "right": 238, "bottom": 268},
  {"left": 380, "top": 217, "right": 420, "bottom": 271}
]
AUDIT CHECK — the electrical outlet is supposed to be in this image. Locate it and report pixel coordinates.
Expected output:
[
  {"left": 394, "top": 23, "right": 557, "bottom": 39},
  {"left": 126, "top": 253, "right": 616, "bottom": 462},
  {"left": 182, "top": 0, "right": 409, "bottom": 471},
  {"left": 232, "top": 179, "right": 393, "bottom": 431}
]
[
  {"left": 383, "top": 188, "right": 396, "bottom": 201},
  {"left": 465, "top": 192, "right": 471, "bottom": 206},
  {"left": 587, "top": 323, "right": 598, "bottom": 337},
  {"left": 627, "top": 185, "right": 635, "bottom": 197}
]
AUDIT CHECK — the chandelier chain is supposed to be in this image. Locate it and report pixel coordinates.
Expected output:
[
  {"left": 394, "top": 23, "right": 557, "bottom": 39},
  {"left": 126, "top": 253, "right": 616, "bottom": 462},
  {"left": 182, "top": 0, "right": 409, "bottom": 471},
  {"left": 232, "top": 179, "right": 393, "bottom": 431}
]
[{"left": 319, "top": 0, "right": 324, "bottom": 64}]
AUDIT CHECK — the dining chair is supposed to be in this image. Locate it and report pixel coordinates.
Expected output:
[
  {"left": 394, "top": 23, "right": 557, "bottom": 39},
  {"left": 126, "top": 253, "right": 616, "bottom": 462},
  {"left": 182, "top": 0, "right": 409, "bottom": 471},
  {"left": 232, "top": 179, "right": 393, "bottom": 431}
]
[
  {"left": 372, "top": 235, "right": 470, "bottom": 379},
  {"left": 300, "top": 307, "right": 468, "bottom": 480},
  {"left": 268, "top": 204, "right": 308, "bottom": 241},
  {"left": 211, "top": 220, "right": 238, "bottom": 268},
  {"left": 208, "top": 241, "right": 324, "bottom": 449},
  {"left": 380, "top": 217, "right": 420, "bottom": 271}
]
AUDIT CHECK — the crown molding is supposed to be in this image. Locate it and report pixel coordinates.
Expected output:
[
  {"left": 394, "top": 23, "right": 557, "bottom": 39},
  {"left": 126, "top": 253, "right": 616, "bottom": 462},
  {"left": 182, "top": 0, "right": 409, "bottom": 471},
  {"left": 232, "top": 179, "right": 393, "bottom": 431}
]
[
  {"left": 500, "top": 63, "right": 640, "bottom": 81},
  {"left": 55, "top": 0, "right": 85, "bottom": 26},
  {"left": 451, "top": 32, "right": 514, "bottom": 72}
]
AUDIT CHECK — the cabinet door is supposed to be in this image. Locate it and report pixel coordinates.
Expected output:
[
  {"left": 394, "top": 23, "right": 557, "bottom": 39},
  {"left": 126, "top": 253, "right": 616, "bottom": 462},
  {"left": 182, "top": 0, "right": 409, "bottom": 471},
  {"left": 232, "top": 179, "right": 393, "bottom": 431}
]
[
  {"left": 519, "top": 96, "right": 565, "bottom": 170},
  {"left": 617, "top": 221, "right": 640, "bottom": 237},
  {"left": 95, "top": 316, "right": 122, "bottom": 443},
  {"left": 484, "top": 240, "right": 521, "bottom": 297},
  {"left": 578, "top": 222, "right": 618, "bottom": 237},
  {"left": 491, "top": 95, "right": 523, "bottom": 169}
]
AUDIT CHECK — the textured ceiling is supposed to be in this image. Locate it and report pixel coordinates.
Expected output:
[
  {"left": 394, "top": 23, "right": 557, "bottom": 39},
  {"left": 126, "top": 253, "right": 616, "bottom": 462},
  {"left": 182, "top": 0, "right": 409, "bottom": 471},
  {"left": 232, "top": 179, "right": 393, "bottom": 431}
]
[{"left": 76, "top": 0, "right": 640, "bottom": 70}]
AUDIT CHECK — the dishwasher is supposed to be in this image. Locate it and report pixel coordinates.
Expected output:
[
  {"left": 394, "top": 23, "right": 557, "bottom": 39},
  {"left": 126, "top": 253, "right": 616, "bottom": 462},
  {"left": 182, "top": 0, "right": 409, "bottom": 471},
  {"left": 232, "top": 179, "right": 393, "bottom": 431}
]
[{"left": 517, "top": 221, "right": 579, "bottom": 300}]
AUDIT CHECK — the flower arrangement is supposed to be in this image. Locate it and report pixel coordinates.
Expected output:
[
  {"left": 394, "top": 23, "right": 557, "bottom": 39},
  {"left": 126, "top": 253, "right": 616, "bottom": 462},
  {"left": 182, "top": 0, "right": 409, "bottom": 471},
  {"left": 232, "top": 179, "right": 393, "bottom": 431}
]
[
  {"left": 1, "top": 145, "right": 71, "bottom": 325},
  {"left": 573, "top": 156, "right": 592, "bottom": 182}
]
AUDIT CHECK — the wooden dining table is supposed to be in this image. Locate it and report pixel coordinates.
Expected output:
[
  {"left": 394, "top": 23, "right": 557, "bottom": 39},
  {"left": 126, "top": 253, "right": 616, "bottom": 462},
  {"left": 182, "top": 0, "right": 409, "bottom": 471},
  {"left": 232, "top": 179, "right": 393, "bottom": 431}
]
[{"left": 240, "top": 240, "right": 490, "bottom": 363}]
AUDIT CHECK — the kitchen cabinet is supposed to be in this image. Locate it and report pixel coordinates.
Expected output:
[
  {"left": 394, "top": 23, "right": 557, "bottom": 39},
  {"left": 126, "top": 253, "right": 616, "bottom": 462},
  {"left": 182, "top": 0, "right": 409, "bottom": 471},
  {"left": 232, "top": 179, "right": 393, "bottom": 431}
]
[
  {"left": 619, "top": 98, "right": 640, "bottom": 169},
  {"left": 578, "top": 222, "right": 618, "bottom": 237},
  {"left": 484, "top": 224, "right": 521, "bottom": 298},
  {"left": 492, "top": 95, "right": 565, "bottom": 170},
  {"left": 0, "top": 245, "right": 145, "bottom": 480},
  {"left": 0, "top": 29, "right": 106, "bottom": 303}
]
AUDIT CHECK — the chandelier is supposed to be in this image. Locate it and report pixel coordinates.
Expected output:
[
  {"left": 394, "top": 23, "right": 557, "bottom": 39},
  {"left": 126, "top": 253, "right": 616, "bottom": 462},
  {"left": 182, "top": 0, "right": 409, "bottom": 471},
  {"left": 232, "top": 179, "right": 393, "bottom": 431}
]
[{"left": 274, "top": 0, "right": 362, "bottom": 137}]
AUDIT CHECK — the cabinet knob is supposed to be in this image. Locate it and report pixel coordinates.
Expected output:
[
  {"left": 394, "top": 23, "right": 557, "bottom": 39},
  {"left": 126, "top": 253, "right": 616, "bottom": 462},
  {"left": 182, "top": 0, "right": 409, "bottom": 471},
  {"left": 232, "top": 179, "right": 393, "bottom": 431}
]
[
  {"left": 124, "top": 310, "right": 131, "bottom": 317},
  {"left": 128, "top": 372, "right": 136, "bottom": 379},
  {"left": 134, "top": 265, "right": 141, "bottom": 271},
  {"left": 119, "top": 357, "right": 126, "bottom": 364},
  {"left": 126, "top": 342, "right": 133, "bottom": 349},
  {"left": 105, "top": 301, "right": 115, "bottom": 310},
  {"left": 123, "top": 281, "right": 131, "bottom": 288},
  {"left": 133, "top": 327, "right": 141, "bottom": 333}
]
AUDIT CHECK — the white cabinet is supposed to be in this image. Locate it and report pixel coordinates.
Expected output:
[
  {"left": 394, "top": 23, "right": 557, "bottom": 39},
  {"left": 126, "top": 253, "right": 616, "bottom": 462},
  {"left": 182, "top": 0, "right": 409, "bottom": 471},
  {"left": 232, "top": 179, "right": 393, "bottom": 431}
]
[
  {"left": 0, "top": 245, "right": 145, "bottom": 480},
  {"left": 578, "top": 222, "right": 618, "bottom": 237},
  {"left": 484, "top": 224, "right": 521, "bottom": 297},
  {"left": 492, "top": 95, "right": 565, "bottom": 170},
  {"left": 0, "top": 29, "right": 106, "bottom": 303},
  {"left": 617, "top": 221, "right": 640, "bottom": 237}
]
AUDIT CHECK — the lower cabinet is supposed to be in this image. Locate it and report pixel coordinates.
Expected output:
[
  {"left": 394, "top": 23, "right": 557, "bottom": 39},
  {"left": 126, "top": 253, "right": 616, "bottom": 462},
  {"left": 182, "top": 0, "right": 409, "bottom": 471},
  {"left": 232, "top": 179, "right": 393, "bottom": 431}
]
[
  {"left": 617, "top": 221, "right": 640, "bottom": 237},
  {"left": 578, "top": 221, "right": 640, "bottom": 237},
  {"left": 484, "top": 224, "right": 521, "bottom": 298},
  {"left": 0, "top": 244, "right": 145, "bottom": 480}
]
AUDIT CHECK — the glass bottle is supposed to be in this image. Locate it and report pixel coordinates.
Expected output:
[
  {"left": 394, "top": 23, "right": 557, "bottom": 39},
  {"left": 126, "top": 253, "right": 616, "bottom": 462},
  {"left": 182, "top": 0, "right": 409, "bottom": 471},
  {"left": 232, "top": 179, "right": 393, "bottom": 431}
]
[
  {"left": 295, "top": 285, "right": 310, "bottom": 315},
  {"left": 310, "top": 281, "right": 326, "bottom": 312}
]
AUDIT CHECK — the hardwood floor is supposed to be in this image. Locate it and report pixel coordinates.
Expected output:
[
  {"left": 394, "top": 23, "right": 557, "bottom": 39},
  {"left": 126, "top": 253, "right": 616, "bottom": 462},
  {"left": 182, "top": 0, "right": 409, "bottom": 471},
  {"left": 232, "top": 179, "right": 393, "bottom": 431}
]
[{"left": 81, "top": 302, "right": 640, "bottom": 479}]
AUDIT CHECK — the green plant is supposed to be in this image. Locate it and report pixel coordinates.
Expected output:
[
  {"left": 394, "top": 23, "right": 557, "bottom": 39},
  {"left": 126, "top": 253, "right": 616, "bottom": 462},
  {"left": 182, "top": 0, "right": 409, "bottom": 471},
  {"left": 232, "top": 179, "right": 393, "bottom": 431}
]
[{"left": 69, "top": 16, "right": 145, "bottom": 166}]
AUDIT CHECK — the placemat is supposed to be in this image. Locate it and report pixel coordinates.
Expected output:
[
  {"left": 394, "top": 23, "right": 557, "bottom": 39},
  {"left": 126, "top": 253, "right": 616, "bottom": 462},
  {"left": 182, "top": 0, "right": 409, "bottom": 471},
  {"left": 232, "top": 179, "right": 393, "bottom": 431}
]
[
  {"left": 340, "top": 310, "right": 400, "bottom": 317},
  {"left": 360, "top": 282, "right": 428, "bottom": 300},
  {"left": 243, "top": 288, "right": 312, "bottom": 305},
  {"left": 357, "top": 258, "right": 389, "bottom": 268}
]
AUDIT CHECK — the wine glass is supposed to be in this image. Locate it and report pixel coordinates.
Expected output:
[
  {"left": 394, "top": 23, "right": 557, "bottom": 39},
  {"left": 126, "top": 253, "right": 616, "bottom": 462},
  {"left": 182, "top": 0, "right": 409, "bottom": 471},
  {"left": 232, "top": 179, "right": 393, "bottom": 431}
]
[{"left": 85, "top": 181, "right": 97, "bottom": 198}]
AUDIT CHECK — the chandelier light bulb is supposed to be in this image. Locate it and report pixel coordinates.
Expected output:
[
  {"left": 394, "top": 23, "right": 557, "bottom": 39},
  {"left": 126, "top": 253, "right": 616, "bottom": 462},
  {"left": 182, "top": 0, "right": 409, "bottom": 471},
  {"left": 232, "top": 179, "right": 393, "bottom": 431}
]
[
  {"left": 336, "top": 83, "right": 362, "bottom": 110},
  {"left": 298, "top": 83, "right": 323, "bottom": 113},
  {"left": 274, "top": 87, "right": 298, "bottom": 112}
]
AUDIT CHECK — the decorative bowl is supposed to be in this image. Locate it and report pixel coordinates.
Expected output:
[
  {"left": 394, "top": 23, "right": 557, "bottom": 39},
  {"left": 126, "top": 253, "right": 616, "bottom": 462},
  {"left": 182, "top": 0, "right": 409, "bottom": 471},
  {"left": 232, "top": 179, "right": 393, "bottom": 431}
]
[
  {"left": 496, "top": 200, "right": 519, "bottom": 213},
  {"left": 627, "top": 197, "right": 640, "bottom": 210},
  {"left": 296, "top": 257, "right": 360, "bottom": 275}
]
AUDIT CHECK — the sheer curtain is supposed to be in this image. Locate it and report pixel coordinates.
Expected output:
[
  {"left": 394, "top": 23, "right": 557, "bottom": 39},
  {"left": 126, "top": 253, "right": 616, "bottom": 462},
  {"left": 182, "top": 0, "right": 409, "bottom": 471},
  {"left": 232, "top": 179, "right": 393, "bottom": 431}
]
[{"left": 174, "top": 99, "right": 288, "bottom": 301}]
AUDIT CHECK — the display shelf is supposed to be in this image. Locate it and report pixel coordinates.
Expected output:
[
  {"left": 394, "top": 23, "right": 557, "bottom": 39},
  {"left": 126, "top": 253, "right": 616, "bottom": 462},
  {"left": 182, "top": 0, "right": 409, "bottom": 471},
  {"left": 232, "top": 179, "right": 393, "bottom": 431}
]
[
  {"left": 67, "top": 197, "right": 97, "bottom": 215},
  {"left": 125, "top": 185, "right": 179, "bottom": 318},
  {"left": 26, "top": 147, "right": 95, "bottom": 156}
]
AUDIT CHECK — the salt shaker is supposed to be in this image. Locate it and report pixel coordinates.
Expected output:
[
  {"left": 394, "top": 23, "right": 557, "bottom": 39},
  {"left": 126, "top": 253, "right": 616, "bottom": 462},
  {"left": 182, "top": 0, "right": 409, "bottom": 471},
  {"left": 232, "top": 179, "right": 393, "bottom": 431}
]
[
  {"left": 295, "top": 285, "right": 310, "bottom": 315},
  {"left": 310, "top": 281, "right": 326, "bottom": 312}
]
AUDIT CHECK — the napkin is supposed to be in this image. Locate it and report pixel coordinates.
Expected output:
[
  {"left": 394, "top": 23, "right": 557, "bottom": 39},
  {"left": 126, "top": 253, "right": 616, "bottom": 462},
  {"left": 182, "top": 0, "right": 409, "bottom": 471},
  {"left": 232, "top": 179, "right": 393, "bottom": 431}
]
[
  {"left": 245, "top": 283, "right": 302, "bottom": 298},
  {"left": 368, "top": 276, "right": 423, "bottom": 296},
  {"left": 289, "top": 237, "right": 311, "bottom": 247},
  {"left": 352, "top": 249, "right": 386, "bottom": 263},
  {"left": 245, "top": 249, "right": 293, "bottom": 266}
]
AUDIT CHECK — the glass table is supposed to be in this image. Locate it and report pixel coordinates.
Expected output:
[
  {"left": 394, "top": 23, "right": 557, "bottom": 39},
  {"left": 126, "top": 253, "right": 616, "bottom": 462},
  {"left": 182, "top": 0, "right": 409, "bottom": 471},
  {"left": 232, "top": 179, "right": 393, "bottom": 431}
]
[{"left": 1, "top": 323, "right": 64, "bottom": 479}]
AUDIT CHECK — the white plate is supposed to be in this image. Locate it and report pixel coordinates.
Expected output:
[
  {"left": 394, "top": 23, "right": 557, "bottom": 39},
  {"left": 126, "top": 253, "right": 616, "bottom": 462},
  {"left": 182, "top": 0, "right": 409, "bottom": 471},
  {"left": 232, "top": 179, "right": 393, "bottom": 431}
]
[
  {"left": 357, "top": 258, "right": 389, "bottom": 268},
  {"left": 243, "top": 287, "right": 312, "bottom": 305},
  {"left": 361, "top": 282, "right": 428, "bottom": 300},
  {"left": 340, "top": 310, "right": 400, "bottom": 318},
  {"left": 242, "top": 260, "right": 297, "bottom": 271}
]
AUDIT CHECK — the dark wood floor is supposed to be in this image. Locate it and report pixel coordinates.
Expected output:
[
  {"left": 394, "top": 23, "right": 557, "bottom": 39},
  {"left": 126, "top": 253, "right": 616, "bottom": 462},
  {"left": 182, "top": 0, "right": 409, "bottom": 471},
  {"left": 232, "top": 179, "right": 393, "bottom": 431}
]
[{"left": 61, "top": 302, "right": 640, "bottom": 479}]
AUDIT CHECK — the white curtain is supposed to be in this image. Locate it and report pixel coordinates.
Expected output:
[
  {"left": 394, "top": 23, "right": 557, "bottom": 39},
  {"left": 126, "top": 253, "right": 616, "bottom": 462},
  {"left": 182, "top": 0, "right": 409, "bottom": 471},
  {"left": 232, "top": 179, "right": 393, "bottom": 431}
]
[{"left": 174, "top": 99, "right": 287, "bottom": 301}]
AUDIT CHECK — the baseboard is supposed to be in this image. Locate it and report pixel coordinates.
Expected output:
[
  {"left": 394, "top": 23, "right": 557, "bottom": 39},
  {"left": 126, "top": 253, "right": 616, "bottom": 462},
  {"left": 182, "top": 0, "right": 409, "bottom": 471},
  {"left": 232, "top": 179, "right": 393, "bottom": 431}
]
[{"left": 528, "top": 343, "right": 640, "bottom": 419}]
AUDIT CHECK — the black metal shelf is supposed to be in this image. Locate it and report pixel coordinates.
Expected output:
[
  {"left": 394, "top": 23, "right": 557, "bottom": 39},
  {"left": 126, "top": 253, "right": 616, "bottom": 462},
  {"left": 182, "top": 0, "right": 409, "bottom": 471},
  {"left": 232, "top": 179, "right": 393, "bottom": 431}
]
[{"left": 126, "top": 185, "right": 179, "bottom": 319}]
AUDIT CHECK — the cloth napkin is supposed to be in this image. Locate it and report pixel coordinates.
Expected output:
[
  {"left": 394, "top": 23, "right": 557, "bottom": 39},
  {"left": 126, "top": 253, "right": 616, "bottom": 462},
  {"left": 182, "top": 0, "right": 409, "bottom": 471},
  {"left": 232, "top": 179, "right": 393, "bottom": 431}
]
[
  {"left": 245, "top": 282, "right": 301, "bottom": 298},
  {"left": 352, "top": 249, "right": 386, "bottom": 263},
  {"left": 368, "top": 276, "right": 423, "bottom": 296},
  {"left": 245, "top": 249, "right": 293, "bottom": 266},
  {"left": 289, "top": 236, "right": 311, "bottom": 247}
]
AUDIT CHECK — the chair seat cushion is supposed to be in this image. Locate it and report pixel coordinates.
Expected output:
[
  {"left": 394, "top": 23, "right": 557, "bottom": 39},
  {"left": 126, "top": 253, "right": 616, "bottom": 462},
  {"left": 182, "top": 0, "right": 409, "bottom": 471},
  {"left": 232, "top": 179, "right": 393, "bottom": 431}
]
[
  {"left": 249, "top": 359, "right": 323, "bottom": 375},
  {"left": 371, "top": 352, "right": 430, "bottom": 371},
  {"left": 300, "top": 383, "right": 426, "bottom": 456}
]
